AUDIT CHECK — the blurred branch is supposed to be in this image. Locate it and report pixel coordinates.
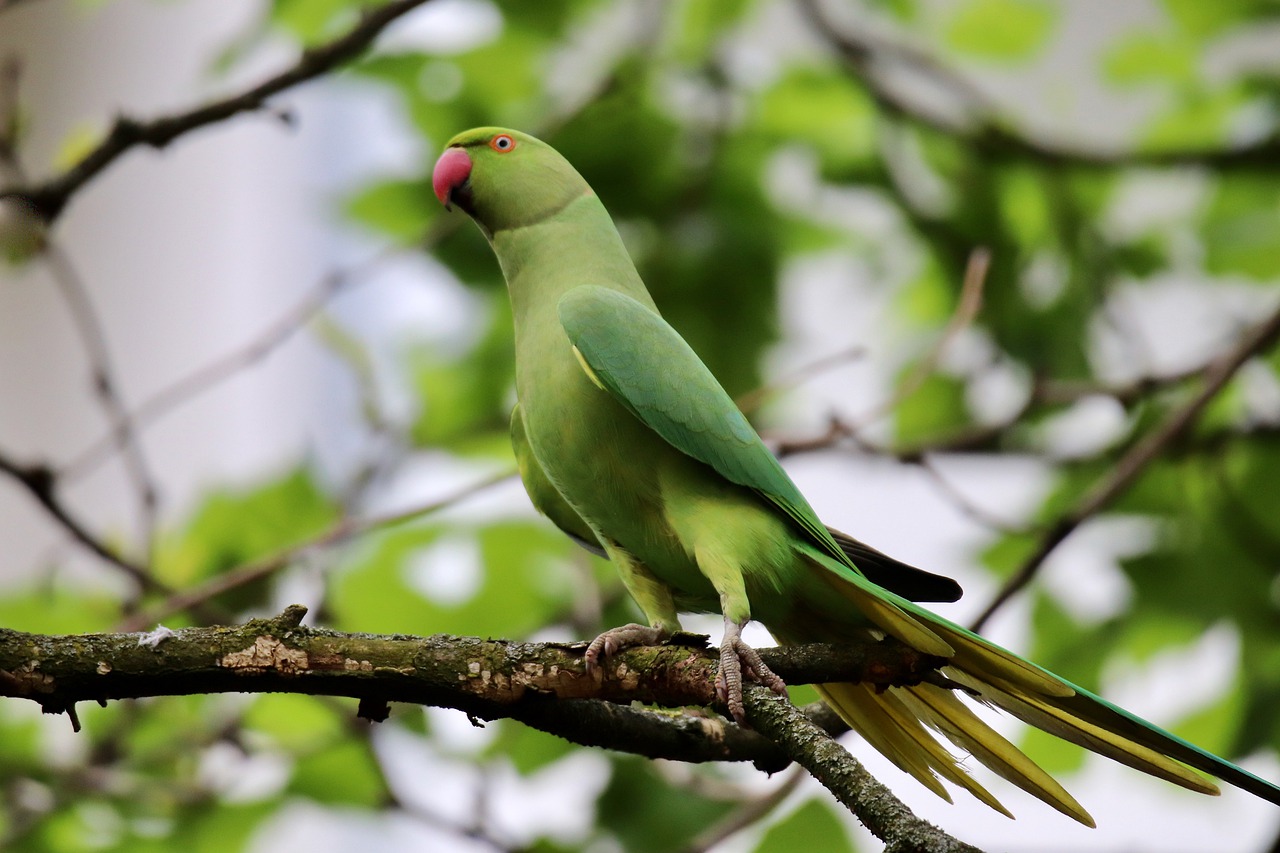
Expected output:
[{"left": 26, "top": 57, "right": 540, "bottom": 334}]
[
  {"left": 736, "top": 344, "right": 866, "bottom": 415},
  {"left": 681, "top": 766, "right": 806, "bottom": 853},
  {"left": 0, "top": 0, "right": 41, "bottom": 14},
  {"left": 770, "top": 247, "right": 992, "bottom": 460},
  {"left": 0, "top": 448, "right": 199, "bottom": 609},
  {"left": 60, "top": 244, "right": 407, "bottom": 482},
  {"left": 971, "top": 297, "right": 1280, "bottom": 630},
  {"left": 1032, "top": 365, "right": 1207, "bottom": 408},
  {"left": 775, "top": 320, "right": 1277, "bottom": 465},
  {"left": 0, "top": 57, "right": 20, "bottom": 167},
  {"left": 117, "top": 467, "right": 517, "bottom": 632},
  {"left": 42, "top": 243, "right": 160, "bottom": 562},
  {"left": 855, "top": 247, "right": 990, "bottom": 431},
  {"left": 798, "top": 0, "right": 1280, "bottom": 170},
  {"left": 0, "top": 59, "right": 165, "bottom": 572},
  {"left": 0, "top": 0, "right": 439, "bottom": 222},
  {"left": 391, "top": 795, "right": 518, "bottom": 853}
]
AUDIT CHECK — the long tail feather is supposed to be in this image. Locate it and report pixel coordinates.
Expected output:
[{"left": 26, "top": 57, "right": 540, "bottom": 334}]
[
  {"left": 789, "top": 543, "right": 1280, "bottom": 819},
  {"left": 817, "top": 682, "right": 1013, "bottom": 817},
  {"left": 896, "top": 683, "right": 1095, "bottom": 826}
]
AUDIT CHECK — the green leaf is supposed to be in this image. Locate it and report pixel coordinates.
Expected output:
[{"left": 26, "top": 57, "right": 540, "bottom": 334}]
[
  {"left": 53, "top": 122, "right": 103, "bottom": 172},
  {"left": 487, "top": 719, "right": 577, "bottom": 774},
  {"left": 943, "top": 0, "right": 1057, "bottom": 62},
  {"left": 753, "top": 67, "right": 878, "bottom": 174},
  {"left": 878, "top": 0, "right": 918, "bottom": 21},
  {"left": 1201, "top": 172, "right": 1280, "bottom": 280},
  {"left": 332, "top": 519, "right": 580, "bottom": 638},
  {"left": 978, "top": 530, "right": 1039, "bottom": 580},
  {"left": 1140, "top": 86, "right": 1250, "bottom": 152},
  {"left": 595, "top": 757, "right": 735, "bottom": 853},
  {"left": 997, "top": 166, "right": 1052, "bottom": 247},
  {"left": 1161, "top": 0, "right": 1267, "bottom": 38},
  {"left": 1102, "top": 32, "right": 1195, "bottom": 86},
  {"left": 1112, "top": 234, "right": 1168, "bottom": 278},
  {"left": 0, "top": 713, "right": 43, "bottom": 776},
  {"left": 1174, "top": 669, "right": 1245, "bottom": 756},
  {"left": 893, "top": 372, "right": 971, "bottom": 446},
  {"left": 408, "top": 296, "right": 515, "bottom": 453},
  {"left": 754, "top": 798, "right": 854, "bottom": 853},
  {"left": 243, "top": 694, "right": 347, "bottom": 751},
  {"left": 32, "top": 800, "right": 124, "bottom": 853},
  {"left": 0, "top": 584, "right": 119, "bottom": 633},
  {"left": 896, "top": 256, "right": 955, "bottom": 326},
  {"left": 289, "top": 738, "right": 384, "bottom": 806},
  {"left": 345, "top": 177, "right": 438, "bottom": 242},
  {"left": 155, "top": 467, "right": 339, "bottom": 594},
  {"left": 122, "top": 695, "right": 219, "bottom": 763},
  {"left": 671, "top": 0, "right": 753, "bottom": 62},
  {"left": 269, "top": 0, "right": 359, "bottom": 45},
  {"left": 162, "top": 801, "right": 281, "bottom": 853}
]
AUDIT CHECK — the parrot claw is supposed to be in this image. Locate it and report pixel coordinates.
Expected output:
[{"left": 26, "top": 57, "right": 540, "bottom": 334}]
[
  {"left": 584, "top": 623, "right": 671, "bottom": 678},
  {"left": 716, "top": 618, "right": 787, "bottom": 726}
]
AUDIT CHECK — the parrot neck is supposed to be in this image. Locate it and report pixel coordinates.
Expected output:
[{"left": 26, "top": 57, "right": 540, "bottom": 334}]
[{"left": 491, "top": 191, "right": 657, "bottom": 332}]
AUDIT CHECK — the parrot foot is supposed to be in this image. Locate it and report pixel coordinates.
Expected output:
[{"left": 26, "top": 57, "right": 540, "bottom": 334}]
[
  {"left": 716, "top": 617, "right": 787, "bottom": 726},
  {"left": 584, "top": 623, "right": 671, "bottom": 677}
]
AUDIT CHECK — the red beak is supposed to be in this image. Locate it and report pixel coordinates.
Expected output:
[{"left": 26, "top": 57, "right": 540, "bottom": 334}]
[{"left": 432, "top": 146, "right": 473, "bottom": 210}]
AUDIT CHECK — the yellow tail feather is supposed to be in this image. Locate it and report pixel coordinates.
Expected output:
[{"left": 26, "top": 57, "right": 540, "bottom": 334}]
[
  {"left": 944, "top": 670, "right": 1220, "bottom": 796},
  {"left": 817, "top": 570, "right": 955, "bottom": 658},
  {"left": 897, "top": 683, "right": 1096, "bottom": 826},
  {"left": 818, "top": 682, "right": 1013, "bottom": 818}
]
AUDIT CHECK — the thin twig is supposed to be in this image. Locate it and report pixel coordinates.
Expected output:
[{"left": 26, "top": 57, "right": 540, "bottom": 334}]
[
  {"left": 736, "top": 345, "right": 867, "bottom": 415},
  {"left": 41, "top": 243, "right": 160, "bottom": 560},
  {"left": 0, "top": 450, "right": 175, "bottom": 600},
  {"left": 770, "top": 247, "right": 990, "bottom": 461},
  {"left": 0, "top": 0, "right": 439, "bottom": 222},
  {"left": 0, "top": 0, "right": 41, "bottom": 14},
  {"left": 117, "top": 467, "right": 517, "bottom": 631},
  {"left": 681, "top": 765, "right": 806, "bottom": 853},
  {"left": 0, "top": 57, "right": 21, "bottom": 167},
  {"left": 971, "top": 298, "right": 1280, "bottom": 630},
  {"left": 60, "top": 246, "right": 401, "bottom": 482},
  {"left": 912, "top": 455, "right": 1030, "bottom": 535},
  {"left": 854, "top": 247, "right": 989, "bottom": 430}
]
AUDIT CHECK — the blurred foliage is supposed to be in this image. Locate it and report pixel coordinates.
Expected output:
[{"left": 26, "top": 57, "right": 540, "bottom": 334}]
[{"left": 3, "top": 0, "right": 1280, "bottom": 851}]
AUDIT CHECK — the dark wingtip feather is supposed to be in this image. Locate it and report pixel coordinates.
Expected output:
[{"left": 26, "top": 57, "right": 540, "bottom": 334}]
[{"left": 826, "top": 527, "right": 964, "bottom": 602}]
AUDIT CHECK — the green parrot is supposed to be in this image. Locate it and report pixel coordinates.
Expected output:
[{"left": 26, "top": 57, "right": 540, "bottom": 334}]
[{"left": 432, "top": 127, "right": 1280, "bottom": 825}]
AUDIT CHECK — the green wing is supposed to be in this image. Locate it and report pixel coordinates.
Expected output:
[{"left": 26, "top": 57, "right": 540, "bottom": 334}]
[
  {"left": 558, "top": 285, "right": 849, "bottom": 568},
  {"left": 521, "top": 386, "right": 959, "bottom": 599}
]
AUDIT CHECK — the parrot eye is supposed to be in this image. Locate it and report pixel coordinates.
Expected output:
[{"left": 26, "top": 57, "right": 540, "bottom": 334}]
[{"left": 490, "top": 134, "right": 516, "bottom": 152}]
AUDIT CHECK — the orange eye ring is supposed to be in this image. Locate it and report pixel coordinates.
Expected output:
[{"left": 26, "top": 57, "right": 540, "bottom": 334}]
[{"left": 489, "top": 134, "right": 516, "bottom": 153}]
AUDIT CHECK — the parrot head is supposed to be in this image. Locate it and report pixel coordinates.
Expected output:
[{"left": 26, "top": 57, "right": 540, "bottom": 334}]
[{"left": 432, "top": 127, "right": 589, "bottom": 235}]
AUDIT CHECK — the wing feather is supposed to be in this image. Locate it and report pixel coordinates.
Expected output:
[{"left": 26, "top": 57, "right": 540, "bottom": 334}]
[{"left": 558, "top": 286, "right": 847, "bottom": 566}]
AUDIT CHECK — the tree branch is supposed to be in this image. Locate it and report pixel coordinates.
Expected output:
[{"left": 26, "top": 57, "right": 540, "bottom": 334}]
[
  {"left": 798, "top": 0, "right": 1280, "bottom": 170},
  {"left": 971, "top": 298, "right": 1280, "bottom": 630},
  {"left": 115, "top": 467, "right": 516, "bottom": 632},
  {"left": 743, "top": 685, "right": 982, "bottom": 853},
  {"left": 0, "top": 607, "right": 973, "bottom": 849},
  {"left": 0, "top": 0, "right": 438, "bottom": 222},
  {"left": 0, "top": 450, "right": 163, "bottom": 594},
  {"left": 41, "top": 242, "right": 160, "bottom": 562},
  {"left": 0, "top": 0, "right": 42, "bottom": 14},
  {"left": 0, "top": 613, "right": 944, "bottom": 718}
]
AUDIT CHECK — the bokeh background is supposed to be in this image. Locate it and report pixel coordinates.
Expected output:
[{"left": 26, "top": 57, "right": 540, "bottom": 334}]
[{"left": 1, "top": 0, "right": 1279, "bottom": 850}]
